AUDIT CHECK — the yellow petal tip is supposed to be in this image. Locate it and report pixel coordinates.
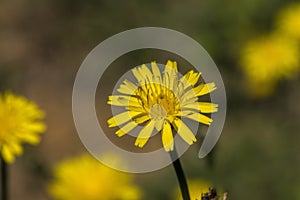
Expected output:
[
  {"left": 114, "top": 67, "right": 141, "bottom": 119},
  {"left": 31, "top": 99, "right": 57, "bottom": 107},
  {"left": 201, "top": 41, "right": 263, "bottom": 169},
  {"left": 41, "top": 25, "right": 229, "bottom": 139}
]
[{"left": 116, "top": 130, "right": 126, "bottom": 137}]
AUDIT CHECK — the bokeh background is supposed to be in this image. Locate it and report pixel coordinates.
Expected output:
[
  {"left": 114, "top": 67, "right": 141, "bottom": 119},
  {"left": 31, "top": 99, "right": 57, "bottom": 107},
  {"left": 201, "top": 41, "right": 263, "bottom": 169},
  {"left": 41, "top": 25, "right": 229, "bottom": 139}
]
[{"left": 0, "top": 0, "right": 299, "bottom": 199}]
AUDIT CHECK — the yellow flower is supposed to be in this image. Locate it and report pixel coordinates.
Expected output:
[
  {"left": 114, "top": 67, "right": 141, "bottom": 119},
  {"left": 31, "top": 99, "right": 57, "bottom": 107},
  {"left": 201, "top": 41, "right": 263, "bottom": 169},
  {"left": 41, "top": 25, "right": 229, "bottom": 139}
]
[
  {"left": 48, "top": 154, "right": 142, "bottom": 200},
  {"left": 276, "top": 3, "right": 300, "bottom": 40},
  {"left": 240, "top": 34, "right": 299, "bottom": 97},
  {"left": 174, "top": 179, "right": 211, "bottom": 200},
  {"left": 0, "top": 92, "right": 46, "bottom": 163},
  {"left": 107, "top": 60, "right": 218, "bottom": 151}
]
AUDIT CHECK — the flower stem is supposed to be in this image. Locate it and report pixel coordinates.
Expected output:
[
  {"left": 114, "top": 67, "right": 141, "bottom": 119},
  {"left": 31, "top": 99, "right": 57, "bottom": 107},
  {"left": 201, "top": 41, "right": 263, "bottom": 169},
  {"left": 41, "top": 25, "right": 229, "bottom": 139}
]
[
  {"left": 0, "top": 156, "right": 7, "bottom": 200},
  {"left": 170, "top": 149, "right": 190, "bottom": 200}
]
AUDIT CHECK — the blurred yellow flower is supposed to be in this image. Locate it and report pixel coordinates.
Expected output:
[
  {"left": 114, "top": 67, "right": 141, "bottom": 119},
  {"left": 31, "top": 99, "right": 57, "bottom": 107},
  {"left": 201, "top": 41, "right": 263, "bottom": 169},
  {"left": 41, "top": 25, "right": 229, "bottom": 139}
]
[
  {"left": 107, "top": 60, "right": 218, "bottom": 151},
  {"left": 174, "top": 179, "right": 211, "bottom": 200},
  {"left": 48, "top": 154, "right": 142, "bottom": 200},
  {"left": 276, "top": 3, "right": 300, "bottom": 40},
  {"left": 240, "top": 34, "right": 299, "bottom": 97},
  {"left": 0, "top": 92, "right": 46, "bottom": 163}
]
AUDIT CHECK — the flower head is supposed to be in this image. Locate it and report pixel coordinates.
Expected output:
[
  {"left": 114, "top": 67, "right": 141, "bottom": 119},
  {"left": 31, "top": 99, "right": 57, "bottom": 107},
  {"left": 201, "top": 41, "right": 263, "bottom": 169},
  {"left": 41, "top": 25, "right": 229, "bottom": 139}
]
[
  {"left": 276, "top": 3, "right": 300, "bottom": 40},
  {"left": 0, "top": 92, "right": 46, "bottom": 163},
  {"left": 240, "top": 34, "right": 299, "bottom": 97},
  {"left": 107, "top": 60, "right": 217, "bottom": 151},
  {"left": 48, "top": 154, "right": 142, "bottom": 200}
]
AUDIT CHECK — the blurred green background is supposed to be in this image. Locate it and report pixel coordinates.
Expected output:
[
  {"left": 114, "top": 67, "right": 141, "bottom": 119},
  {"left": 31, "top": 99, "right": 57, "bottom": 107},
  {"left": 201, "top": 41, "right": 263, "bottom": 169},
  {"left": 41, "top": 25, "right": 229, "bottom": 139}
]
[{"left": 1, "top": 0, "right": 299, "bottom": 199}]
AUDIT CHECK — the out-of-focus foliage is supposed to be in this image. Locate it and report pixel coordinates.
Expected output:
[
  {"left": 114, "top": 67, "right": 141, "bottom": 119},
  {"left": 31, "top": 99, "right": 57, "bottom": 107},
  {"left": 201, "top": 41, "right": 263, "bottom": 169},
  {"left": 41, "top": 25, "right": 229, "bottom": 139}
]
[{"left": 48, "top": 154, "right": 142, "bottom": 200}]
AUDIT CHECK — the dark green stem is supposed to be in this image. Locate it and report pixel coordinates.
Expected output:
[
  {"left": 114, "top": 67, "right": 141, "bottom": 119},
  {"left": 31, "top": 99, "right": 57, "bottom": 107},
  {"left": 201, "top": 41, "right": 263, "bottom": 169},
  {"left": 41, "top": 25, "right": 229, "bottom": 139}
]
[
  {"left": 0, "top": 156, "right": 7, "bottom": 200},
  {"left": 170, "top": 149, "right": 190, "bottom": 200}
]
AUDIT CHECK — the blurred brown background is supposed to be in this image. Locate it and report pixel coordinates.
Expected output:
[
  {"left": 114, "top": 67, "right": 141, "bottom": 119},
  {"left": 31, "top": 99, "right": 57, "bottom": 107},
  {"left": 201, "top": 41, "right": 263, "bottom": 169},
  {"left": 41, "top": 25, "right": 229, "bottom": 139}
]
[{"left": 1, "top": 0, "right": 299, "bottom": 199}]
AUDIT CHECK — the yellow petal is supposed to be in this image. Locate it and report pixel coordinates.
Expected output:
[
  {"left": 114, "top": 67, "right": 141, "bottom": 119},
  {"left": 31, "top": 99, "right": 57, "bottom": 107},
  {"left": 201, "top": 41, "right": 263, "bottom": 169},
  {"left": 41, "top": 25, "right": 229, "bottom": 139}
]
[
  {"left": 166, "top": 60, "right": 178, "bottom": 72},
  {"left": 176, "top": 81, "right": 185, "bottom": 97},
  {"left": 126, "top": 106, "right": 146, "bottom": 113},
  {"left": 8, "top": 143, "right": 23, "bottom": 155},
  {"left": 198, "top": 102, "right": 218, "bottom": 113},
  {"left": 182, "top": 102, "right": 218, "bottom": 113},
  {"left": 182, "top": 82, "right": 216, "bottom": 101},
  {"left": 181, "top": 102, "right": 200, "bottom": 111},
  {"left": 180, "top": 97, "right": 198, "bottom": 107},
  {"left": 189, "top": 72, "right": 201, "bottom": 86},
  {"left": 182, "top": 112, "right": 213, "bottom": 125},
  {"left": 22, "top": 123, "right": 46, "bottom": 133},
  {"left": 172, "top": 61, "right": 178, "bottom": 72},
  {"left": 108, "top": 95, "right": 140, "bottom": 107},
  {"left": 181, "top": 87, "right": 197, "bottom": 101},
  {"left": 134, "top": 120, "right": 155, "bottom": 148},
  {"left": 164, "top": 60, "right": 178, "bottom": 90},
  {"left": 172, "top": 118, "right": 197, "bottom": 145},
  {"left": 180, "top": 70, "right": 201, "bottom": 89},
  {"left": 2, "top": 145, "right": 15, "bottom": 163},
  {"left": 117, "top": 80, "right": 138, "bottom": 95},
  {"left": 174, "top": 110, "right": 194, "bottom": 117},
  {"left": 154, "top": 118, "right": 165, "bottom": 131},
  {"left": 116, "top": 121, "right": 139, "bottom": 137},
  {"left": 17, "top": 132, "right": 40, "bottom": 144},
  {"left": 146, "top": 80, "right": 158, "bottom": 97},
  {"left": 163, "top": 69, "right": 170, "bottom": 89},
  {"left": 151, "top": 61, "right": 162, "bottom": 83},
  {"left": 193, "top": 82, "right": 216, "bottom": 96},
  {"left": 162, "top": 121, "right": 174, "bottom": 151},
  {"left": 139, "top": 64, "right": 153, "bottom": 83},
  {"left": 134, "top": 114, "right": 151, "bottom": 124},
  {"left": 132, "top": 67, "right": 144, "bottom": 84},
  {"left": 107, "top": 111, "right": 143, "bottom": 127}
]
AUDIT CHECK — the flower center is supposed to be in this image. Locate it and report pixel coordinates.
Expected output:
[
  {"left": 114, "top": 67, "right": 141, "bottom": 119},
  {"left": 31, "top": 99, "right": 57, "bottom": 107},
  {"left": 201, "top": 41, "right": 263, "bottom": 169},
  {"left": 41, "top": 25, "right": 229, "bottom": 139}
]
[
  {"left": 135, "top": 83, "right": 180, "bottom": 119},
  {"left": 150, "top": 104, "right": 167, "bottom": 120},
  {"left": 0, "top": 111, "right": 14, "bottom": 140}
]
